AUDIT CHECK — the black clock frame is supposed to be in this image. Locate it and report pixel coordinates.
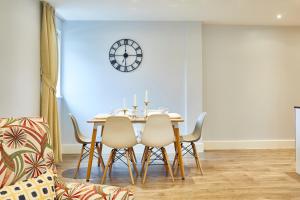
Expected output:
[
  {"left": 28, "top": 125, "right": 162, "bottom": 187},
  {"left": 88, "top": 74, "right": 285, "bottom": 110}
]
[{"left": 109, "top": 39, "right": 143, "bottom": 72}]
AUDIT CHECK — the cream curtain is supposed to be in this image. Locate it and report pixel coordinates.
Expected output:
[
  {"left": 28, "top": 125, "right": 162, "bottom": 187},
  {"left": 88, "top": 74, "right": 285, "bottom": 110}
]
[{"left": 40, "top": 1, "right": 62, "bottom": 162}]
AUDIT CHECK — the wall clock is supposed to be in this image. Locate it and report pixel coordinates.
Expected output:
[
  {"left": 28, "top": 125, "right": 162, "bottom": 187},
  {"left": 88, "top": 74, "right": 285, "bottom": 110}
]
[{"left": 109, "top": 39, "right": 143, "bottom": 72}]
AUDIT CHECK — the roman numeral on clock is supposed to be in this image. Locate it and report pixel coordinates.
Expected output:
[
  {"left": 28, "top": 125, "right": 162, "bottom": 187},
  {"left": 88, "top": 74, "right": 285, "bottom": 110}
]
[{"left": 115, "top": 64, "right": 121, "bottom": 70}]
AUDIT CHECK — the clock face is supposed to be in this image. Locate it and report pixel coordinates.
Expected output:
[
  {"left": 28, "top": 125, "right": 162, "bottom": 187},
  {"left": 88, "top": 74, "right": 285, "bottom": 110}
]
[{"left": 109, "top": 39, "right": 143, "bottom": 72}]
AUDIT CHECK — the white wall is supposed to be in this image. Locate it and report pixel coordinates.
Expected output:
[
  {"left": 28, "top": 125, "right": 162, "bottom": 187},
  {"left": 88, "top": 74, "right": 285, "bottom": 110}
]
[
  {"left": 60, "top": 21, "right": 203, "bottom": 149},
  {"left": 203, "top": 25, "right": 300, "bottom": 148},
  {"left": 0, "top": 0, "right": 40, "bottom": 117},
  {"left": 296, "top": 107, "right": 300, "bottom": 174}
]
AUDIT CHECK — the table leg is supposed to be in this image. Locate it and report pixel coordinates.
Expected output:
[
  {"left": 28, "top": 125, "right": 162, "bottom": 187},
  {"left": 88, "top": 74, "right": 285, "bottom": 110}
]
[
  {"left": 86, "top": 125, "right": 98, "bottom": 182},
  {"left": 173, "top": 126, "right": 185, "bottom": 180}
]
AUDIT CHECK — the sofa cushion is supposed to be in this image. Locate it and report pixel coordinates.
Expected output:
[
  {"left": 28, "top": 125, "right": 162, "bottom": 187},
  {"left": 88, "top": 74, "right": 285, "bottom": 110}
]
[
  {"left": 0, "top": 118, "right": 55, "bottom": 188},
  {"left": 54, "top": 176, "right": 134, "bottom": 200},
  {"left": 0, "top": 117, "right": 134, "bottom": 199},
  {"left": 0, "top": 169, "right": 56, "bottom": 200}
]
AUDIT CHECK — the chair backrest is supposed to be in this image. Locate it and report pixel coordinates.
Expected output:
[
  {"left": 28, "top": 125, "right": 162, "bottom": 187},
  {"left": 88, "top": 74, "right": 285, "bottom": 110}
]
[
  {"left": 0, "top": 117, "right": 55, "bottom": 188},
  {"left": 69, "top": 113, "right": 86, "bottom": 144},
  {"left": 141, "top": 114, "right": 174, "bottom": 148},
  {"left": 191, "top": 112, "right": 207, "bottom": 141},
  {"left": 102, "top": 116, "right": 137, "bottom": 149}
]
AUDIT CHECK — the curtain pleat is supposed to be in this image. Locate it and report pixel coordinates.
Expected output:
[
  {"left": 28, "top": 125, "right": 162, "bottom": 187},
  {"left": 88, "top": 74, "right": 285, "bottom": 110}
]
[{"left": 40, "top": 1, "right": 62, "bottom": 162}]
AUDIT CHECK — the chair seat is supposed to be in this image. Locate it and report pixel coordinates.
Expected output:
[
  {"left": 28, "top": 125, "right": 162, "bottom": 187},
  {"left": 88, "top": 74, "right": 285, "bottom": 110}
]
[
  {"left": 79, "top": 135, "right": 102, "bottom": 144},
  {"left": 180, "top": 134, "right": 199, "bottom": 143}
]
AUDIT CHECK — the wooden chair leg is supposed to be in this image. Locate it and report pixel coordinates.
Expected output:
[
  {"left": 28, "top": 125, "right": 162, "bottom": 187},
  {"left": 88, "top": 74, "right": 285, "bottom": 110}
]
[
  {"left": 101, "top": 149, "right": 114, "bottom": 184},
  {"left": 161, "top": 148, "right": 169, "bottom": 176},
  {"left": 141, "top": 146, "right": 147, "bottom": 163},
  {"left": 129, "top": 148, "right": 139, "bottom": 177},
  {"left": 131, "top": 147, "right": 137, "bottom": 163},
  {"left": 191, "top": 142, "right": 203, "bottom": 175},
  {"left": 161, "top": 147, "right": 174, "bottom": 182},
  {"left": 142, "top": 149, "right": 151, "bottom": 184},
  {"left": 74, "top": 144, "right": 85, "bottom": 178},
  {"left": 96, "top": 142, "right": 101, "bottom": 167},
  {"left": 141, "top": 146, "right": 149, "bottom": 177},
  {"left": 172, "top": 152, "right": 178, "bottom": 171},
  {"left": 174, "top": 159, "right": 179, "bottom": 176},
  {"left": 109, "top": 149, "right": 116, "bottom": 177},
  {"left": 125, "top": 150, "right": 135, "bottom": 184},
  {"left": 98, "top": 142, "right": 105, "bottom": 171},
  {"left": 172, "top": 142, "right": 178, "bottom": 173}
]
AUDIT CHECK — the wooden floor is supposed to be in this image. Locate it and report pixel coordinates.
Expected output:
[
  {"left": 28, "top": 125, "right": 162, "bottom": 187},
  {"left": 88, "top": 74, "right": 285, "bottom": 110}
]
[{"left": 57, "top": 149, "right": 300, "bottom": 200}]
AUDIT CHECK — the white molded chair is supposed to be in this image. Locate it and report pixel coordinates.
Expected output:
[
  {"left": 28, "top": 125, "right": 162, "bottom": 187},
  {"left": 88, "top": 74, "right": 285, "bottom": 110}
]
[
  {"left": 173, "top": 112, "right": 207, "bottom": 175},
  {"left": 101, "top": 116, "right": 138, "bottom": 185},
  {"left": 69, "top": 113, "right": 105, "bottom": 178},
  {"left": 140, "top": 114, "right": 175, "bottom": 184}
]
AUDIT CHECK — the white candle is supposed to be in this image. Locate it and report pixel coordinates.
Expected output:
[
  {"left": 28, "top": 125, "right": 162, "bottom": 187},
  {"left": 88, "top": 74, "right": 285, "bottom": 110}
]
[
  {"left": 133, "top": 94, "right": 137, "bottom": 106},
  {"left": 145, "top": 90, "right": 149, "bottom": 102},
  {"left": 123, "top": 98, "right": 126, "bottom": 109}
]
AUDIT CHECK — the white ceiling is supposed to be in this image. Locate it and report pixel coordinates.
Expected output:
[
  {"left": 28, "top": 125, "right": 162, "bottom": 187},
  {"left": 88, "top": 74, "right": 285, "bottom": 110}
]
[{"left": 46, "top": 0, "right": 300, "bottom": 26}]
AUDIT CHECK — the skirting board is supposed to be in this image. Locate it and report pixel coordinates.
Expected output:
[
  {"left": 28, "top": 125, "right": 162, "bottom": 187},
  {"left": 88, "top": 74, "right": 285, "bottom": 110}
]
[
  {"left": 62, "top": 140, "right": 294, "bottom": 154},
  {"left": 203, "top": 140, "right": 295, "bottom": 150},
  {"left": 62, "top": 142, "right": 204, "bottom": 155}
]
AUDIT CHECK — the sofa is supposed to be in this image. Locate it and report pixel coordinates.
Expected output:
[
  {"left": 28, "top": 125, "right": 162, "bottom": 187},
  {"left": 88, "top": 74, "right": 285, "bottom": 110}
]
[{"left": 0, "top": 117, "right": 134, "bottom": 199}]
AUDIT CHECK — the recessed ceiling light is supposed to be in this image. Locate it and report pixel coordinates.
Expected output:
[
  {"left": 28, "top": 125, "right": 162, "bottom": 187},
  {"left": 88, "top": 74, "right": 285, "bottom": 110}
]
[{"left": 276, "top": 14, "right": 283, "bottom": 19}]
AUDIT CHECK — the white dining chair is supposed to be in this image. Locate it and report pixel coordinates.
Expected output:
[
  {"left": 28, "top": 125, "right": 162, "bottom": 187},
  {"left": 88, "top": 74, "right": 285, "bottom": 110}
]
[
  {"left": 140, "top": 114, "right": 175, "bottom": 184},
  {"left": 69, "top": 113, "right": 105, "bottom": 178},
  {"left": 101, "top": 116, "right": 138, "bottom": 185},
  {"left": 173, "top": 112, "right": 207, "bottom": 175}
]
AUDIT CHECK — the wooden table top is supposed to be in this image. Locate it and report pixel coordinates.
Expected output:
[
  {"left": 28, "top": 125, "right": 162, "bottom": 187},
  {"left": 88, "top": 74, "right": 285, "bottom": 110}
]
[{"left": 87, "top": 116, "right": 184, "bottom": 123}]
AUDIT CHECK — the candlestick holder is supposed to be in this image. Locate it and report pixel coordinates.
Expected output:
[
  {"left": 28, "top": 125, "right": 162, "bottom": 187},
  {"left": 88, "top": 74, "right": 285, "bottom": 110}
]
[
  {"left": 144, "top": 101, "right": 150, "bottom": 118},
  {"left": 132, "top": 105, "right": 138, "bottom": 118},
  {"left": 121, "top": 108, "right": 128, "bottom": 115}
]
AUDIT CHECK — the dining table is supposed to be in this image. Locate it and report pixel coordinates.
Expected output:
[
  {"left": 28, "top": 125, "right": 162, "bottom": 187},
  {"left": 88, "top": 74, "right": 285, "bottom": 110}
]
[{"left": 85, "top": 113, "right": 186, "bottom": 181}]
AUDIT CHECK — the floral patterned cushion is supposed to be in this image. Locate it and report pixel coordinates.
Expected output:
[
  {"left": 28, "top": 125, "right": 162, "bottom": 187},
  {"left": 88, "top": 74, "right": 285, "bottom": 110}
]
[
  {"left": 0, "top": 118, "right": 55, "bottom": 188},
  {"left": 0, "top": 118, "right": 134, "bottom": 200},
  {"left": 54, "top": 176, "right": 134, "bottom": 200}
]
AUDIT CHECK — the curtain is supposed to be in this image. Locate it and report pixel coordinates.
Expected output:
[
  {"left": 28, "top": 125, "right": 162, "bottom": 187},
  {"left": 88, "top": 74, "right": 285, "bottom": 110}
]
[{"left": 40, "top": 1, "right": 62, "bottom": 162}]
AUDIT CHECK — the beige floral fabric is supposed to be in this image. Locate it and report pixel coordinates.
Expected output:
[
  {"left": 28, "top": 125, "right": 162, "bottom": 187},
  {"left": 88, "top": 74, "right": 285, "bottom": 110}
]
[
  {"left": 0, "top": 118, "right": 134, "bottom": 199},
  {"left": 55, "top": 176, "right": 134, "bottom": 200},
  {"left": 0, "top": 118, "right": 55, "bottom": 188}
]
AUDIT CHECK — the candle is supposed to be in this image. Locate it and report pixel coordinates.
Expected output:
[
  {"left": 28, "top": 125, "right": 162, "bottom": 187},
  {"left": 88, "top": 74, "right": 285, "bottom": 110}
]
[
  {"left": 123, "top": 98, "right": 126, "bottom": 109},
  {"left": 133, "top": 94, "right": 137, "bottom": 106},
  {"left": 145, "top": 90, "right": 149, "bottom": 102}
]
